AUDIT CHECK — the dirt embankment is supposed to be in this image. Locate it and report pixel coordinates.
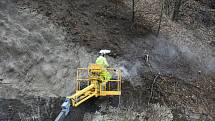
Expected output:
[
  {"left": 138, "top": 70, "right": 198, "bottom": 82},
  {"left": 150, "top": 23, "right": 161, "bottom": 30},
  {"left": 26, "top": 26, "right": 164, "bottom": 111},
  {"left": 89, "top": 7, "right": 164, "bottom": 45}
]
[{"left": 0, "top": 0, "right": 215, "bottom": 121}]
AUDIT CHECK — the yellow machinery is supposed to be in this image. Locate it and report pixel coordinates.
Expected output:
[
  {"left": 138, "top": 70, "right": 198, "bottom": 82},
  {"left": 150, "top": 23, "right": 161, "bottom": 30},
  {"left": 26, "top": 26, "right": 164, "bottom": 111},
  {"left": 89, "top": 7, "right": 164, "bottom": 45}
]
[{"left": 55, "top": 64, "right": 121, "bottom": 121}]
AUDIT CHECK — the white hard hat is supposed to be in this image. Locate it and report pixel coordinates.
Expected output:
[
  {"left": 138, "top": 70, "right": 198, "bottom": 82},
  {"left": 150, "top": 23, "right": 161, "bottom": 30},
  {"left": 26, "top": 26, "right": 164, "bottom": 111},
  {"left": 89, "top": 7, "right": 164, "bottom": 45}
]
[{"left": 99, "top": 50, "right": 111, "bottom": 54}]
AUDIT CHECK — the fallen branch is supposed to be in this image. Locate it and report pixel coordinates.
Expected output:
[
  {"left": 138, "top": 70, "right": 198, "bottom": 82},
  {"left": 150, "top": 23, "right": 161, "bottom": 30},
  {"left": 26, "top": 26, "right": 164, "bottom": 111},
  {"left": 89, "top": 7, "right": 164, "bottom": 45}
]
[{"left": 148, "top": 74, "right": 160, "bottom": 105}]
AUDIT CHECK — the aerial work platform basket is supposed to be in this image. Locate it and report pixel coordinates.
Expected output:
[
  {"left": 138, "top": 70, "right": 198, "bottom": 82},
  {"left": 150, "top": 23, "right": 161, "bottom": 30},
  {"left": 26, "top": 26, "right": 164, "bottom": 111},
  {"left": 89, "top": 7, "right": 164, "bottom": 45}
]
[{"left": 66, "top": 64, "right": 122, "bottom": 107}]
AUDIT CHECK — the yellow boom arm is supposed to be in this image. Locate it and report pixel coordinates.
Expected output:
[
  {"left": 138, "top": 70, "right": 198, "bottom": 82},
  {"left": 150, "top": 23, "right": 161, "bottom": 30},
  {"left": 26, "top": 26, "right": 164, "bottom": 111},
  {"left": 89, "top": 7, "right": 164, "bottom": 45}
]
[{"left": 67, "top": 83, "right": 96, "bottom": 107}]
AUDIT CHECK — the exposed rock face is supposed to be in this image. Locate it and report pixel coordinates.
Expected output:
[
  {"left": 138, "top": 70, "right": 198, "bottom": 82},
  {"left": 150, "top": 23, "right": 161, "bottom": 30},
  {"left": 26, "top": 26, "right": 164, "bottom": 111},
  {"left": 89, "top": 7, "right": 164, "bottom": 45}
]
[{"left": 0, "top": 0, "right": 98, "bottom": 97}]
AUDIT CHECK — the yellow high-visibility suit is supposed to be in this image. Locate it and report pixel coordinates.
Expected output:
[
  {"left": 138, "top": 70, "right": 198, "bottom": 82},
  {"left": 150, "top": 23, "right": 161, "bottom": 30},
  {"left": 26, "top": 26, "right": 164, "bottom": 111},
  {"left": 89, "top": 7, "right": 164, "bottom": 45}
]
[{"left": 96, "top": 56, "right": 111, "bottom": 82}]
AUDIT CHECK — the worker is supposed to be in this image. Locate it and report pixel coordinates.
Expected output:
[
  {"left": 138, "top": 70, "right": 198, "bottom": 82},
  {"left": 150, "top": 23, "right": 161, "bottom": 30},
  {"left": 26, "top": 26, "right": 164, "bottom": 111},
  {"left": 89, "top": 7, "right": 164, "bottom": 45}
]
[{"left": 96, "top": 50, "right": 112, "bottom": 83}]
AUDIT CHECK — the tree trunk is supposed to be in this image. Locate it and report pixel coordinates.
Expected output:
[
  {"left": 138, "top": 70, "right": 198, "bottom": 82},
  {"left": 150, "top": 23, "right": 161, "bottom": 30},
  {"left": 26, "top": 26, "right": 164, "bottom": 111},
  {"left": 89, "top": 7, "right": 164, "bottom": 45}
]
[
  {"left": 172, "top": 0, "right": 182, "bottom": 21},
  {"left": 132, "top": 0, "right": 135, "bottom": 22}
]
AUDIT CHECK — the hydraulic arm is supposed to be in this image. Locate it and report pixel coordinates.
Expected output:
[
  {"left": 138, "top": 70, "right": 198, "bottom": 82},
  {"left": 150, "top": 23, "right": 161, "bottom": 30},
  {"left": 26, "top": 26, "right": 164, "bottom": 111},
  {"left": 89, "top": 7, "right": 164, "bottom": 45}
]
[{"left": 55, "top": 64, "right": 121, "bottom": 121}]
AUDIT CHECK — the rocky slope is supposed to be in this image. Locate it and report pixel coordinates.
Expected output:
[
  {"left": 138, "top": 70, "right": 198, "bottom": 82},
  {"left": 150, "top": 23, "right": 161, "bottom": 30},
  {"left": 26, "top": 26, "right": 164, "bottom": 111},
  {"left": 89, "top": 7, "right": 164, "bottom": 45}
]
[{"left": 0, "top": 0, "right": 214, "bottom": 120}]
